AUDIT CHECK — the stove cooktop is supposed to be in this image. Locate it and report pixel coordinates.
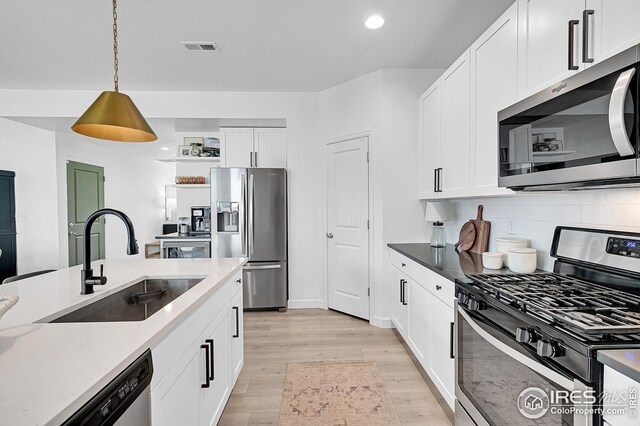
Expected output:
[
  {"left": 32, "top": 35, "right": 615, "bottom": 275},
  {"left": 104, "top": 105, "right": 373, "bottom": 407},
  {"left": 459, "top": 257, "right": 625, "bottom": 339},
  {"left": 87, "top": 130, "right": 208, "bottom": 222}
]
[{"left": 462, "top": 272, "right": 640, "bottom": 336}]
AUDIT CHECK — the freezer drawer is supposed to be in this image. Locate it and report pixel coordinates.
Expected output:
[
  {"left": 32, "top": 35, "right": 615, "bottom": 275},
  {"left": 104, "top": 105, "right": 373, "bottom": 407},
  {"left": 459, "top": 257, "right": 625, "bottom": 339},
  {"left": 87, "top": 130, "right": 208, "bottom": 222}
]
[{"left": 243, "top": 261, "right": 287, "bottom": 309}]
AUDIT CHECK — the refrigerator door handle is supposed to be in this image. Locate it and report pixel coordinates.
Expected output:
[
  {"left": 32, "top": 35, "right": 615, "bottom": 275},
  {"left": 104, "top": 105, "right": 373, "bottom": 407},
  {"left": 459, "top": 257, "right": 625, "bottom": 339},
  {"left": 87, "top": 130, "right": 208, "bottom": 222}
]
[
  {"left": 241, "top": 173, "right": 247, "bottom": 255},
  {"left": 248, "top": 173, "right": 255, "bottom": 255},
  {"left": 244, "top": 263, "right": 282, "bottom": 270}
]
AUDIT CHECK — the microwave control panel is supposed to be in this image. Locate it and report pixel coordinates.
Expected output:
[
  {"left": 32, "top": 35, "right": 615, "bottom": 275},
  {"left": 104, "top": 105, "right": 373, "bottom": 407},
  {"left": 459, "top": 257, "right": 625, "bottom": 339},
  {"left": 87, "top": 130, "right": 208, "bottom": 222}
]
[{"left": 607, "top": 237, "right": 640, "bottom": 258}]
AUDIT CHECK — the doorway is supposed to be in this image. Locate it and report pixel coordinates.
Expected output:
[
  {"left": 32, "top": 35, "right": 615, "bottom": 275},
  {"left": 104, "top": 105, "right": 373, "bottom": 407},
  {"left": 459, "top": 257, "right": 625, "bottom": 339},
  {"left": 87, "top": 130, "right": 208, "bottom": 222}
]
[
  {"left": 67, "top": 161, "right": 105, "bottom": 266},
  {"left": 325, "top": 136, "right": 370, "bottom": 320}
]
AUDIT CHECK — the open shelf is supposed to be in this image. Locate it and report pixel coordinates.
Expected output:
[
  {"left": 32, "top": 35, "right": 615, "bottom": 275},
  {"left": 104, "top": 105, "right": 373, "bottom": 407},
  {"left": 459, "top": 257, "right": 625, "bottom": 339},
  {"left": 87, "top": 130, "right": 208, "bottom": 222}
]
[
  {"left": 157, "top": 157, "right": 221, "bottom": 163},
  {"left": 168, "top": 184, "right": 211, "bottom": 189}
]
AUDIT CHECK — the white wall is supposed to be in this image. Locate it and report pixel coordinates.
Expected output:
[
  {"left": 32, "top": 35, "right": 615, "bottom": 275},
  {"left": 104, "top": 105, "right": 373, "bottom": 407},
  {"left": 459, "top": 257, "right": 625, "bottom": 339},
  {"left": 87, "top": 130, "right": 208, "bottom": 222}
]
[
  {"left": 0, "top": 89, "right": 323, "bottom": 308},
  {"left": 55, "top": 132, "right": 175, "bottom": 267},
  {"left": 0, "top": 118, "right": 59, "bottom": 274},
  {"left": 319, "top": 68, "right": 441, "bottom": 326},
  {"left": 445, "top": 189, "right": 640, "bottom": 271}
]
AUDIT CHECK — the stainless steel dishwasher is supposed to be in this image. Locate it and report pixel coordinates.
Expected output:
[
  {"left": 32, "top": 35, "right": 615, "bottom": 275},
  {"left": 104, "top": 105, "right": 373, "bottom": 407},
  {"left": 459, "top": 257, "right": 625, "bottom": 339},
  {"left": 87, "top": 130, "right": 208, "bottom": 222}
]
[{"left": 62, "top": 349, "right": 153, "bottom": 425}]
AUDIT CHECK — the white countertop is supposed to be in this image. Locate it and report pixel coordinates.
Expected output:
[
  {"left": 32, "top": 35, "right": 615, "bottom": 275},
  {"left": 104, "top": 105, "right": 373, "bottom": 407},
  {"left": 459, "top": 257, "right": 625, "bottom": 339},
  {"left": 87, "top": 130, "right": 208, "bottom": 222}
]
[{"left": 0, "top": 257, "right": 246, "bottom": 426}]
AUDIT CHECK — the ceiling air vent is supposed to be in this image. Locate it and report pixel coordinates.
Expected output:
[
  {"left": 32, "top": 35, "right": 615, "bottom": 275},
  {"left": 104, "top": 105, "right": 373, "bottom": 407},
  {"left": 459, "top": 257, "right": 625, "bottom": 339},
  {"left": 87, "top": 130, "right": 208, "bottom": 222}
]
[{"left": 180, "top": 41, "right": 219, "bottom": 52}]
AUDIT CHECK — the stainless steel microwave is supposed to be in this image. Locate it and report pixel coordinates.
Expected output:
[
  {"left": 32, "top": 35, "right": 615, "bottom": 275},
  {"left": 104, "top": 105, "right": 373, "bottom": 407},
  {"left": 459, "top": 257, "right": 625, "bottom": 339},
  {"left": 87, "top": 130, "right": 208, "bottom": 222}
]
[{"left": 498, "top": 44, "right": 640, "bottom": 191}]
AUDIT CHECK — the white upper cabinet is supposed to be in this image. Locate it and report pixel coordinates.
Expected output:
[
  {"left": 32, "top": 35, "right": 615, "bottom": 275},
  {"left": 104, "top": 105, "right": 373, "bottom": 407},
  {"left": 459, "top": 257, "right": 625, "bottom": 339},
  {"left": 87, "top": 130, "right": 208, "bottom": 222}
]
[
  {"left": 517, "top": 0, "right": 586, "bottom": 98},
  {"left": 221, "top": 128, "right": 254, "bottom": 168},
  {"left": 440, "top": 50, "right": 471, "bottom": 198},
  {"left": 588, "top": 0, "right": 640, "bottom": 64},
  {"left": 469, "top": 3, "right": 517, "bottom": 197},
  {"left": 253, "top": 128, "right": 287, "bottom": 168},
  {"left": 221, "top": 127, "right": 287, "bottom": 168},
  {"left": 418, "top": 81, "right": 442, "bottom": 199}
]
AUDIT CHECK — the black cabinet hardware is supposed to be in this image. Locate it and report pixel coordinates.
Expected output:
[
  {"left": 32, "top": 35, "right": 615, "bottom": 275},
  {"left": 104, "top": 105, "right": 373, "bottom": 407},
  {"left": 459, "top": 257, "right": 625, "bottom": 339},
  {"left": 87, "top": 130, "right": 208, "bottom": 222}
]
[
  {"left": 250, "top": 152, "right": 253, "bottom": 167},
  {"left": 436, "top": 285, "right": 442, "bottom": 291},
  {"left": 206, "top": 339, "right": 215, "bottom": 381},
  {"left": 401, "top": 262, "right": 406, "bottom": 267},
  {"left": 236, "top": 278, "right": 241, "bottom": 284},
  {"left": 401, "top": 279, "right": 408, "bottom": 306},
  {"left": 582, "top": 10, "right": 594, "bottom": 63},
  {"left": 400, "top": 279, "right": 404, "bottom": 304},
  {"left": 254, "top": 152, "right": 258, "bottom": 167},
  {"left": 568, "top": 20, "right": 580, "bottom": 70},
  {"left": 232, "top": 306, "right": 240, "bottom": 338},
  {"left": 201, "top": 344, "right": 210, "bottom": 388},
  {"left": 435, "top": 168, "right": 443, "bottom": 192},
  {"left": 450, "top": 322, "right": 455, "bottom": 359},
  {"left": 433, "top": 168, "right": 438, "bottom": 193}
]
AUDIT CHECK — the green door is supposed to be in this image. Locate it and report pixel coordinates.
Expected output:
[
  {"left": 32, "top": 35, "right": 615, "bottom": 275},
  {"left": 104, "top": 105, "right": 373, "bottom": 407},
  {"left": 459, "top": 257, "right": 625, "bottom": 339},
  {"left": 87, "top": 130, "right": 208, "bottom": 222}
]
[{"left": 67, "top": 161, "right": 105, "bottom": 266}]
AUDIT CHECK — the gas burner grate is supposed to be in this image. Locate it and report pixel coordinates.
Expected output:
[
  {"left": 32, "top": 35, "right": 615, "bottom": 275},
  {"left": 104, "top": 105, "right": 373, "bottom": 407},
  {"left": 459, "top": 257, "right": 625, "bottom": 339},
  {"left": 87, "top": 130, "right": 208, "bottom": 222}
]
[{"left": 465, "top": 272, "right": 640, "bottom": 335}]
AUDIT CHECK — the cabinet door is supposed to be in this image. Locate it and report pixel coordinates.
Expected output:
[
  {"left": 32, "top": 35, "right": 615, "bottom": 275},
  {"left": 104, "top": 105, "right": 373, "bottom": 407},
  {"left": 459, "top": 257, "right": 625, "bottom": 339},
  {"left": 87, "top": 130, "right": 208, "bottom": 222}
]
[
  {"left": 390, "top": 266, "right": 407, "bottom": 338},
  {"left": 440, "top": 51, "right": 471, "bottom": 198},
  {"left": 469, "top": 4, "right": 517, "bottom": 197},
  {"left": 221, "top": 128, "right": 254, "bottom": 168},
  {"left": 230, "top": 290, "right": 244, "bottom": 385},
  {"left": 254, "top": 128, "right": 287, "bottom": 168},
  {"left": 151, "top": 343, "right": 201, "bottom": 426},
  {"left": 588, "top": 0, "right": 640, "bottom": 64},
  {"left": 406, "top": 279, "right": 430, "bottom": 369},
  {"left": 427, "top": 292, "right": 455, "bottom": 409},
  {"left": 200, "top": 313, "right": 231, "bottom": 426},
  {"left": 517, "top": 0, "right": 586, "bottom": 97},
  {"left": 418, "top": 81, "right": 442, "bottom": 199}
]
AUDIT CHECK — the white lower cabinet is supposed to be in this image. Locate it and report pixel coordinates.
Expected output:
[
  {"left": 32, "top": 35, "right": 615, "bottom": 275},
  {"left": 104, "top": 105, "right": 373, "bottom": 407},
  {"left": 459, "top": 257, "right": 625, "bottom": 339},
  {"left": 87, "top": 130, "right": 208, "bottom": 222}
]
[
  {"left": 602, "top": 365, "right": 640, "bottom": 426},
  {"left": 426, "top": 291, "right": 455, "bottom": 408},
  {"left": 230, "top": 289, "right": 244, "bottom": 383},
  {"left": 390, "top": 266, "right": 408, "bottom": 339},
  {"left": 406, "top": 278, "right": 430, "bottom": 366},
  {"left": 150, "top": 271, "right": 243, "bottom": 425},
  {"left": 200, "top": 312, "right": 230, "bottom": 426},
  {"left": 389, "top": 250, "right": 455, "bottom": 410}
]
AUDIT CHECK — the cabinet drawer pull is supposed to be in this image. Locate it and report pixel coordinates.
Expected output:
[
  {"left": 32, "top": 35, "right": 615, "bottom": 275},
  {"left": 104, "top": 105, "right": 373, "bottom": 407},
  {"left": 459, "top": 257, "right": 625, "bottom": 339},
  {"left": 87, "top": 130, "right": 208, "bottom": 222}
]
[
  {"left": 450, "top": 322, "right": 455, "bottom": 359},
  {"left": 250, "top": 152, "right": 253, "bottom": 167},
  {"left": 436, "top": 285, "right": 442, "bottom": 291},
  {"left": 206, "top": 339, "right": 215, "bottom": 381},
  {"left": 233, "top": 306, "right": 240, "bottom": 338},
  {"left": 568, "top": 20, "right": 580, "bottom": 70},
  {"left": 201, "top": 344, "right": 211, "bottom": 388},
  {"left": 433, "top": 168, "right": 438, "bottom": 193},
  {"left": 400, "top": 279, "right": 404, "bottom": 304}
]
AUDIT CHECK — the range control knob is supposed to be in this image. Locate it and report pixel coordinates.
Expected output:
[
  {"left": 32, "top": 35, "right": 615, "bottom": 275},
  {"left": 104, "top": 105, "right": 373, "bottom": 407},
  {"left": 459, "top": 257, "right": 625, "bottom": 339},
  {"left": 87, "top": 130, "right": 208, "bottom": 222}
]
[
  {"left": 536, "top": 340, "right": 565, "bottom": 358},
  {"left": 457, "top": 293, "right": 469, "bottom": 305},
  {"left": 466, "top": 298, "right": 486, "bottom": 312},
  {"left": 515, "top": 327, "right": 538, "bottom": 344}
]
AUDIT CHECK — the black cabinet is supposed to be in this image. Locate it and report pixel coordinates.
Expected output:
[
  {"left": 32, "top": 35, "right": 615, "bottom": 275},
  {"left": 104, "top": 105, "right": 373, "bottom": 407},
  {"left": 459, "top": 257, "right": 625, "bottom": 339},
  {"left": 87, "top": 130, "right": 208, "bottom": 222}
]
[{"left": 0, "top": 171, "right": 16, "bottom": 283}]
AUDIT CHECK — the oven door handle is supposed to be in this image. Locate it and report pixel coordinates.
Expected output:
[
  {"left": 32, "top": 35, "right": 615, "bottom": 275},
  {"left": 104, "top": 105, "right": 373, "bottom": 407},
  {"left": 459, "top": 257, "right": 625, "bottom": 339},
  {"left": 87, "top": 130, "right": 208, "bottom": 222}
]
[
  {"left": 608, "top": 67, "right": 636, "bottom": 157},
  {"left": 458, "top": 308, "right": 575, "bottom": 390}
]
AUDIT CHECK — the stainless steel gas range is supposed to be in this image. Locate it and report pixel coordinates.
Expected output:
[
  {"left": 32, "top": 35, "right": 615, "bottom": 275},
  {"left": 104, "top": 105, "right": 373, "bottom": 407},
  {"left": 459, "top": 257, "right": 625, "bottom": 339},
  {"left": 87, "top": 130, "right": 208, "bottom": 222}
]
[{"left": 455, "top": 227, "right": 640, "bottom": 426}]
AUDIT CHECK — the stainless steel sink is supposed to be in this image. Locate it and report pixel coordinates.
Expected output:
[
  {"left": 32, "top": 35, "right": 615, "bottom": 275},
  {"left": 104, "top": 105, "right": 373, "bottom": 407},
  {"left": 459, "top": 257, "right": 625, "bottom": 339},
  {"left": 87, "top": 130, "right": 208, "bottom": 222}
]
[{"left": 49, "top": 278, "right": 205, "bottom": 323}]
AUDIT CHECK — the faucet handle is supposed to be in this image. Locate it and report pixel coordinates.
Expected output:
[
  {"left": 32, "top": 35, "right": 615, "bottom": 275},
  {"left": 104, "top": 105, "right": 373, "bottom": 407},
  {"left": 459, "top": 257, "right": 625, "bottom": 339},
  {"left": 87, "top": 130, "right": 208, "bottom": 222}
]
[{"left": 100, "top": 264, "right": 104, "bottom": 277}]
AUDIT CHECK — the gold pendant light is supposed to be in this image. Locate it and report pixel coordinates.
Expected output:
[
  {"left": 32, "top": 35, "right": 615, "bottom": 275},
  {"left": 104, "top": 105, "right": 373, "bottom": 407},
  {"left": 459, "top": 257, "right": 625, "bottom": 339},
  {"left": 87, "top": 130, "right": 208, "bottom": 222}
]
[{"left": 72, "top": 0, "right": 157, "bottom": 142}]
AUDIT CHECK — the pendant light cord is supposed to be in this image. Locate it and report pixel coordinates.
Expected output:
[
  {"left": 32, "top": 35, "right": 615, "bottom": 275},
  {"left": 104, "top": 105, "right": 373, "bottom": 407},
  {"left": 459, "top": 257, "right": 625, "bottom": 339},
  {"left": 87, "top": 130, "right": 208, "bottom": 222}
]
[{"left": 112, "top": 0, "right": 119, "bottom": 92}]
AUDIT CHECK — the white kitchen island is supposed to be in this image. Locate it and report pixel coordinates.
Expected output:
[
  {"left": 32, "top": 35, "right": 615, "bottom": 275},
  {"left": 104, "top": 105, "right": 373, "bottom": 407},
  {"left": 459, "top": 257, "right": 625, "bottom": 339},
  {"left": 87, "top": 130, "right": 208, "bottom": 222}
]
[{"left": 0, "top": 257, "right": 245, "bottom": 425}]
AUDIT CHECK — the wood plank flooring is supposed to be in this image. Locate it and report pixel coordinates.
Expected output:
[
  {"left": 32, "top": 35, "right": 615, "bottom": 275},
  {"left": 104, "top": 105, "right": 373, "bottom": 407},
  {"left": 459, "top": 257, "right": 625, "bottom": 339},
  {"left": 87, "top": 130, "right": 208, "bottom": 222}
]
[{"left": 219, "top": 309, "right": 453, "bottom": 425}]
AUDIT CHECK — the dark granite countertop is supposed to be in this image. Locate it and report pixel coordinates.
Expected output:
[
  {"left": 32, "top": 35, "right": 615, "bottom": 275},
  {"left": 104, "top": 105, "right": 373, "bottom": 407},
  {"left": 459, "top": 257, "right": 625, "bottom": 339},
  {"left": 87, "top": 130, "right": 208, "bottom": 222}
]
[
  {"left": 598, "top": 350, "right": 640, "bottom": 384},
  {"left": 387, "top": 243, "right": 529, "bottom": 282},
  {"left": 156, "top": 232, "right": 211, "bottom": 240}
]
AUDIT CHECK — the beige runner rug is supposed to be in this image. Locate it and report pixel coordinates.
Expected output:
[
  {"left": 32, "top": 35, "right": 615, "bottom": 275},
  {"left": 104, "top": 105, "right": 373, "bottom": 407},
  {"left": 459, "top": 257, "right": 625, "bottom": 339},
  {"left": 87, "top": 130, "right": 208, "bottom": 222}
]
[{"left": 279, "top": 360, "right": 401, "bottom": 425}]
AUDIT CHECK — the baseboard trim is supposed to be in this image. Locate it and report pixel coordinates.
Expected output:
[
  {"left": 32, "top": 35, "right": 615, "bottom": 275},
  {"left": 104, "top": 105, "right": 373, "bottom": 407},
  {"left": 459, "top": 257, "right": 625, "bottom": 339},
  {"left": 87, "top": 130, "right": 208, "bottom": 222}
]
[
  {"left": 287, "top": 299, "right": 326, "bottom": 309},
  {"left": 370, "top": 315, "right": 393, "bottom": 329}
]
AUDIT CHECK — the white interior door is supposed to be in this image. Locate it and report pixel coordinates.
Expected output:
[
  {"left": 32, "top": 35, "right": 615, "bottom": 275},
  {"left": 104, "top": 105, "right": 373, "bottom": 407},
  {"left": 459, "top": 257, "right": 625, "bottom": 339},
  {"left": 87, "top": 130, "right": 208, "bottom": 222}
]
[{"left": 326, "top": 137, "right": 369, "bottom": 320}]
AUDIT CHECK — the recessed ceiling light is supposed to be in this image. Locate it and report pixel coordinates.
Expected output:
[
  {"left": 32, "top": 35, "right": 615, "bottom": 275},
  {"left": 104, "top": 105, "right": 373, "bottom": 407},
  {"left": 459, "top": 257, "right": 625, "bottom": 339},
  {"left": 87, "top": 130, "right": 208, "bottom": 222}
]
[
  {"left": 365, "top": 15, "right": 384, "bottom": 29},
  {"left": 160, "top": 147, "right": 170, "bottom": 151}
]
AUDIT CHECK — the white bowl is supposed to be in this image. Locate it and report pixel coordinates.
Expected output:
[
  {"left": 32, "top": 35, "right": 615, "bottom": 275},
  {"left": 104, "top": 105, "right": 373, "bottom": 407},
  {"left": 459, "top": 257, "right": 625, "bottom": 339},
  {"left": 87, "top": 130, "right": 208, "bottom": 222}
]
[
  {"left": 482, "top": 252, "right": 504, "bottom": 270},
  {"left": 496, "top": 237, "right": 528, "bottom": 267},
  {"left": 508, "top": 248, "right": 537, "bottom": 273}
]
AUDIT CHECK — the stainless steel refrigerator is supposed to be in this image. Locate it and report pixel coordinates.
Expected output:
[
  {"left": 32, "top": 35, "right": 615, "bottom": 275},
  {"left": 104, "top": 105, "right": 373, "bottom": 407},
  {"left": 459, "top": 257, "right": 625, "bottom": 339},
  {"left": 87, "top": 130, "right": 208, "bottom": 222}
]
[{"left": 210, "top": 168, "right": 287, "bottom": 309}]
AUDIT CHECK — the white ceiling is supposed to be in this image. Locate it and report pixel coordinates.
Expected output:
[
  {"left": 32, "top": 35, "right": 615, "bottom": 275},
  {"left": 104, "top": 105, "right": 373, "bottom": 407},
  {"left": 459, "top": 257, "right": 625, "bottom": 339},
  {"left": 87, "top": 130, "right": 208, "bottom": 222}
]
[{"left": 1, "top": 0, "right": 513, "bottom": 92}]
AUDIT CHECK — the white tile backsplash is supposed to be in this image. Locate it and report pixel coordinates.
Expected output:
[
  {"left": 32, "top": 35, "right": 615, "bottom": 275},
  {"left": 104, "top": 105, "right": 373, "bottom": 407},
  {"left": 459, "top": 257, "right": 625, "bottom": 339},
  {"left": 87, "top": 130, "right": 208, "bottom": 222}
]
[{"left": 444, "top": 188, "right": 640, "bottom": 271}]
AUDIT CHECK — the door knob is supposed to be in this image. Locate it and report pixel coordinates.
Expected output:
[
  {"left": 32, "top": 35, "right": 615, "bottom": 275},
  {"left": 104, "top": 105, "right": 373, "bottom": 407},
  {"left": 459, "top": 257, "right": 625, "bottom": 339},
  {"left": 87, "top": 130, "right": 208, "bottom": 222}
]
[
  {"left": 326, "top": 233, "right": 334, "bottom": 239},
  {"left": 69, "top": 231, "right": 77, "bottom": 236}
]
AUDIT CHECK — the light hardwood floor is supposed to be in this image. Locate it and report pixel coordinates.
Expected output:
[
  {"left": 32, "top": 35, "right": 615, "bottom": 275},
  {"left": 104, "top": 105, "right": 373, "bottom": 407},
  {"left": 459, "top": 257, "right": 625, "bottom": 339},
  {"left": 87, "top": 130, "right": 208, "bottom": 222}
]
[{"left": 219, "top": 309, "right": 453, "bottom": 425}]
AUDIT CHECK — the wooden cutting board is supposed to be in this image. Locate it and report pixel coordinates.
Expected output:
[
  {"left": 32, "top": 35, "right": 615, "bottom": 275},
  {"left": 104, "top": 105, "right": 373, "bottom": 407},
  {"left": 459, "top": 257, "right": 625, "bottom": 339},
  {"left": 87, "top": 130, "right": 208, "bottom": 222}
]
[{"left": 468, "top": 205, "right": 490, "bottom": 254}]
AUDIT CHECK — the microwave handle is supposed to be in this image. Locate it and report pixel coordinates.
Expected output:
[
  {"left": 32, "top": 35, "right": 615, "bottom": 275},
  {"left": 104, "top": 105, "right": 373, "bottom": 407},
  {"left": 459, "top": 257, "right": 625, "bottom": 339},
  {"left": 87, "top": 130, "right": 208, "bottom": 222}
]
[
  {"left": 609, "top": 67, "right": 636, "bottom": 157},
  {"left": 458, "top": 307, "right": 574, "bottom": 390}
]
